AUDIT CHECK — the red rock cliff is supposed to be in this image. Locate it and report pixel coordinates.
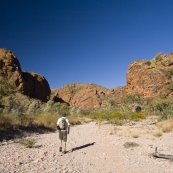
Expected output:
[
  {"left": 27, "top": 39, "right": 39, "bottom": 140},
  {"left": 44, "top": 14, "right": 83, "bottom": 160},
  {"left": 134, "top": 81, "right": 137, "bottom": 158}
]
[
  {"left": 126, "top": 52, "right": 173, "bottom": 98},
  {"left": 0, "top": 48, "right": 50, "bottom": 102}
]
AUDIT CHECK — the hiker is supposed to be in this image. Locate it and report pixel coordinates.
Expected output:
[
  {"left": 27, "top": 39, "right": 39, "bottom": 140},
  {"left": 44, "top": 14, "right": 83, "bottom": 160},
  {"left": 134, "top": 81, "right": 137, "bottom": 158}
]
[{"left": 57, "top": 112, "right": 70, "bottom": 154}]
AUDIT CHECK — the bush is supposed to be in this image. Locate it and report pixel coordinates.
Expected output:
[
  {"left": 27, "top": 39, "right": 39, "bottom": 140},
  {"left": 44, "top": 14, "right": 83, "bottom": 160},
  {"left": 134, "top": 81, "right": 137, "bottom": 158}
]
[
  {"left": 0, "top": 77, "right": 15, "bottom": 99},
  {"left": 3, "top": 99, "right": 25, "bottom": 115},
  {"left": 0, "top": 114, "right": 17, "bottom": 130},
  {"left": 90, "top": 110, "right": 145, "bottom": 125},
  {"left": 18, "top": 114, "right": 35, "bottom": 127},
  {"left": 157, "top": 118, "right": 173, "bottom": 133},
  {"left": 90, "top": 111, "right": 107, "bottom": 121},
  {"left": 167, "top": 82, "right": 173, "bottom": 91},
  {"left": 122, "top": 93, "right": 144, "bottom": 105},
  {"left": 34, "top": 114, "right": 58, "bottom": 130},
  {"left": 155, "top": 56, "right": 163, "bottom": 62},
  {"left": 80, "top": 108, "right": 94, "bottom": 116},
  {"left": 130, "top": 112, "right": 146, "bottom": 121},
  {"left": 152, "top": 98, "right": 173, "bottom": 119},
  {"left": 145, "top": 61, "right": 151, "bottom": 66},
  {"left": 166, "top": 68, "right": 173, "bottom": 79},
  {"left": 18, "top": 139, "right": 40, "bottom": 148}
]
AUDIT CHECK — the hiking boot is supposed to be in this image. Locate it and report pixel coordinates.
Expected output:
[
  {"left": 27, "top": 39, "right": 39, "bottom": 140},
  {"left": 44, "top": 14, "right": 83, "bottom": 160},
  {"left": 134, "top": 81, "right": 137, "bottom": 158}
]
[
  {"left": 59, "top": 147, "right": 62, "bottom": 152},
  {"left": 62, "top": 150, "right": 66, "bottom": 154}
]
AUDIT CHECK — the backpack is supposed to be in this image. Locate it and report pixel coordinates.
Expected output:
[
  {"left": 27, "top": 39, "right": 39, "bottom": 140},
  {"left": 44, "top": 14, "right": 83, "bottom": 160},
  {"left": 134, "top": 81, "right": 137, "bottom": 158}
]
[{"left": 59, "top": 118, "right": 67, "bottom": 130}]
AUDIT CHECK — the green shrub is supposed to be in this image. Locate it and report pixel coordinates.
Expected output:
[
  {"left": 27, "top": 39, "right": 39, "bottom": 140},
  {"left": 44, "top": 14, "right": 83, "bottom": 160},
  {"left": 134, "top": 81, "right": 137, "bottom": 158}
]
[
  {"left": 167, "top": 82, "right": 173, "bottom": 91},
  {"left": 122, "top": 93, "right": 144, "bottom": 105},
  {"left": 3, "top": 99, "right": 25, "bottom": 115},
  {"left": 18, "top": 114, "right": 35, "bottom": 127},
  {"left": 155, "top": 56, "right": 163, "bottom": 62},
  {"left": 90, "top": 111, "right": 106, "bottom": 120},
  {"left": 0, "top": 77, "right": 15, "bottom": 99},
  {"left": 121, "top": 111, "right": 145, "bottom": 121},
  {"left": 145, "top": 61, "right": 151, "bottom": 66},
  {"left": 109, "top": 118, "right": 125, "bottom": 125},
  {"left": 0, "top": 114, "right": 17, "bottom": 130},
  {"left": 130, "top": 112, "right": 146, "bottom": 121},
  {"left": 18, "top": 139, "right": 39, "bottom": 148},
  {"left": 80, "top": 108, "right": 94, "bottom": 116},
  {"left": 110, "top": 112, "right": 123, "bottom": 119},
  {"left": 166, "top": 68, "right": 173, "bottom": 79}
]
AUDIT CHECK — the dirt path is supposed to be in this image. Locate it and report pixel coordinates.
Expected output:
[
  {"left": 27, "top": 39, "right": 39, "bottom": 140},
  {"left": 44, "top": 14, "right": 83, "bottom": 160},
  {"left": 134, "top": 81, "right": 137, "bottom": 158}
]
[{"left": 0, "top": 122, "right": 173, "bottom": 173}]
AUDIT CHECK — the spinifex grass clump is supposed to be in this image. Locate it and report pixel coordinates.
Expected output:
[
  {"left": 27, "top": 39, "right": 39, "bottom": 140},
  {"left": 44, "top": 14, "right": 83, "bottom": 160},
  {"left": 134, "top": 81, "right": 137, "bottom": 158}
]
[
  {"left": 157, "top": 118, "right": 173, "bottom": 133},
  {"left": 0, "top": 111, "right": 90, "bottom": 133},
  {"left": 18, "top": 138, "right": 40, "bottom": 148},
  {"left": 0, "top": 114, "right": 17, "bottom": 130}
]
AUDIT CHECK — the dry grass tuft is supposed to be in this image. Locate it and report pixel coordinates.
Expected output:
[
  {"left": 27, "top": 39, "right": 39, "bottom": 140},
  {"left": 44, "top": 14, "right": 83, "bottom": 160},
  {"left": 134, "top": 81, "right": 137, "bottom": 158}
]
[
  {"left": 0, "top": 113, "right": 90, "bottom": 133},
  {"left": 157, "top": 118, "right": 173, "bottom": 133},
  {"left": 117, "top": 128, "right": 131, "bottom": 137},
  {"left": 152, "top": 129, "right": 163, "bottom": 137},
  {"left": 131, "top": 132, "right": 139, "bottom": 138}
]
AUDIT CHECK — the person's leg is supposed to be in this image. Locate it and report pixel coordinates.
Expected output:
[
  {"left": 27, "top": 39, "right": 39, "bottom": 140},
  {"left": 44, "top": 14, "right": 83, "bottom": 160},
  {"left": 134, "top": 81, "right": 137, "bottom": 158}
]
[
  {"left": 59, "top": 131, "right": 63, "bottom": 152},
  {"left": 59, "top": 140, "right": 62, "bottom": 151},
  {"left": 64, "top": 142, "right": 66, "bottom": 151},
  {"left": 62, "top": 131, "right": 67, "bottom": 153}
]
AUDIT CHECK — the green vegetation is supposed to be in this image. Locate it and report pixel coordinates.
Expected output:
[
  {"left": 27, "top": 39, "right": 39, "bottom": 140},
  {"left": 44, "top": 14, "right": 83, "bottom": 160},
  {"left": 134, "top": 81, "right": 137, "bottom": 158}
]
[
  {"left": 167, "top": 82, "right": 173, "bottom": 91},
  {"left": 0, "top": 77, "right": 15, "bottom": 99},
  {"left": 145, "top": 61, "right": 151, "bottom": 66},
  {"left": 155, "top": 55, "right": 163, "bottom": 62},
  {"left": 90, "top": 110, "right": 145, "bottom": 125},
  {"left": 166, "top": 68, "right": 173, "bottom": 79},
  {"left": 1, "top": 77, "right": 173, "bottom": 134},
  {"left": 18, "top": 138, "right": 41, "bottom": 148}
]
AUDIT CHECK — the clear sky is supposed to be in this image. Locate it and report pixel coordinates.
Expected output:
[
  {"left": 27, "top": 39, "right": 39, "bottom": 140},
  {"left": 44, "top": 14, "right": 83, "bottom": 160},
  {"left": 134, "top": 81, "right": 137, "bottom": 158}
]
[{"left": 1, "top": 0, "right": 173, "bottom": 89}]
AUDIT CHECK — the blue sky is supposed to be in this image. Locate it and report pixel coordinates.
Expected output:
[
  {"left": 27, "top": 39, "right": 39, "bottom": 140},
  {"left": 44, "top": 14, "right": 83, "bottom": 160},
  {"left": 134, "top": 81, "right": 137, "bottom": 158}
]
[{"left": 1, "top": 0, "right": 173, "bottom": 89}]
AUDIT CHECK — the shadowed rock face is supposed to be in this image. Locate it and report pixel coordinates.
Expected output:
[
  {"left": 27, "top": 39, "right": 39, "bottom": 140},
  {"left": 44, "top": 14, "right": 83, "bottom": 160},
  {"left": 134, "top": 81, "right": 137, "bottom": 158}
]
[{"left": 0, "top": 48, "right": 50, "bottom": 102}]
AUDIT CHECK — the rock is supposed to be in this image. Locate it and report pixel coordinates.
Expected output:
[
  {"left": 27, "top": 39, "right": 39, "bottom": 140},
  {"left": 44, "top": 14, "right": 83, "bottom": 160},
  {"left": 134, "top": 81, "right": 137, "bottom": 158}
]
[
  {"left": 0, "top": 48, "right": 50, "bottom": 102},
  {"left": 123, "top": 142, "right": 139, "bottom": 148},
  {"left": 51, "top": 83, "right": 109, "bottom": 109},
  {"left": 126, "top": 52, "right": 173, "bottom": 98}
]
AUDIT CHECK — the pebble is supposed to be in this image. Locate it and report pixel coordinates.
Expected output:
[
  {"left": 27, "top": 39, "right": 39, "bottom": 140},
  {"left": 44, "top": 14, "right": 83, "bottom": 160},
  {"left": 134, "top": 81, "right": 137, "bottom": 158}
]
[{"left": 0, "top": 122, "right": 173, "bottom": 173}]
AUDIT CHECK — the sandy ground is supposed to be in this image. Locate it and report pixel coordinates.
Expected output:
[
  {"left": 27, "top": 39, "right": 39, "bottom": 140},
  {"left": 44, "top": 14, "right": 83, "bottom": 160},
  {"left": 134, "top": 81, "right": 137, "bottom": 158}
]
[{"left": 0, "top": 121, "right": 173, "bottom": 173}]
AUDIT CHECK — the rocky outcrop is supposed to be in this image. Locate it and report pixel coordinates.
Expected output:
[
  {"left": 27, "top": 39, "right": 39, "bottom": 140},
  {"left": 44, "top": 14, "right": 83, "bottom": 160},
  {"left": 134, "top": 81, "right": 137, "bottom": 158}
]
[
  {"left": 51, "top": 83, "right": 109, "bottom": 109},
  {"left": 0, "top": 48, "right": 50, "bottom": 102},
  {"left": 21, "top": 71, "right": 50, "bottom": 102},
  {"left": 106, "top": 86, "right": 126, "bottom": 104},
  {"left": 52, "top": 52, "right": 173, "bottom": 108},
  {"left": 126, "top": 52, "right": 173, "bottom": 98},
  {"left": 2, "top": 48, "right": 173, "bottom": 107}
]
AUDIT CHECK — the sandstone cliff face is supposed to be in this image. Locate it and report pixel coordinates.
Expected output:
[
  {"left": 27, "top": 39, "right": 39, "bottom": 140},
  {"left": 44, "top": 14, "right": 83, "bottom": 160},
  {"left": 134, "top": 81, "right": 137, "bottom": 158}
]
[
  {"left": 106, "top": 86, "right": 126, "bottom": 104},
  {"left": 52, "top": 52, "right": 173, "bottom": 109},
  {"left": 126, "top": 52, "right": 173, "bottom": 98},
  {"left": 0, "top": 48, "right": 50, "bottom": 102},
  {"left": 52, "top": 83, "right": 109, "bottom": 109},
  {"left": 2, "top": 48, "right": 173, "bottom": 108}
]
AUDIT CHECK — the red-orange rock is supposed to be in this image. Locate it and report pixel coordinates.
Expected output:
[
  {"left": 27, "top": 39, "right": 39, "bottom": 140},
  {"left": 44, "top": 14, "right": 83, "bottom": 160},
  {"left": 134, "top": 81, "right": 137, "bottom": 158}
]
[
  {"left": 52, "top": 83, "right": 109, "bottom": 109},
  {"left": 126, "top": 52, "right": 173, "bottom": 98},
  {"left": 0, "top": 48, "right": 50, "bottom": 102}
]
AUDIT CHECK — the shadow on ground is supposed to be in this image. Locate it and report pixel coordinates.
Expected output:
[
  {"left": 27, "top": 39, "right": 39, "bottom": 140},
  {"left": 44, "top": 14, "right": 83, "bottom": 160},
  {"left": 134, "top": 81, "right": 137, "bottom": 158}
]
[
  {"left": 0, "top": 126, "right": 54, "bottom": 142},
  {"left": 67, "top": 142, "right": 96, "bottom": 153}
]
